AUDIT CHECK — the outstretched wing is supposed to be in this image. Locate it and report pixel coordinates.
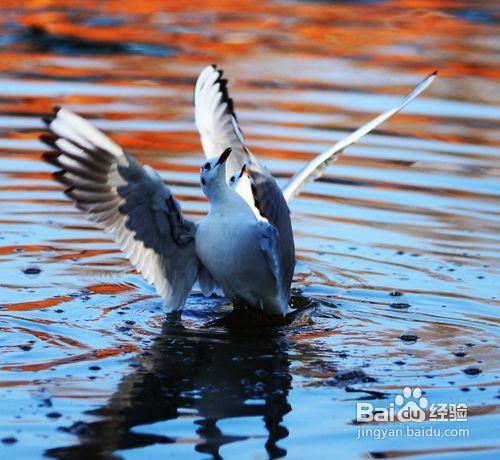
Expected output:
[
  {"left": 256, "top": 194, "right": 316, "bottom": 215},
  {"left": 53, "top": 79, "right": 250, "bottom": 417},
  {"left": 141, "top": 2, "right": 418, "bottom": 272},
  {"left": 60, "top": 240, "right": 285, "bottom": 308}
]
[
  {"left": 194, "top": 64, "right": 249, "bottom": 178},
  {"left": 282, "top": 71, "right": 437, "bottom": 201},
  {"left": 41, "top": 108, "right": 199, "bottom": 310}
]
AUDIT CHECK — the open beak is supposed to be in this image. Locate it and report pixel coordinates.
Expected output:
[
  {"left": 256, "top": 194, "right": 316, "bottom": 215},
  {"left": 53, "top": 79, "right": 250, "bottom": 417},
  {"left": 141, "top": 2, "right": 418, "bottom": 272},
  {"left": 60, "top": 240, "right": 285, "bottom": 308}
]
[{"left": 215, "top": 147, "right": 232, "bottom": 166}]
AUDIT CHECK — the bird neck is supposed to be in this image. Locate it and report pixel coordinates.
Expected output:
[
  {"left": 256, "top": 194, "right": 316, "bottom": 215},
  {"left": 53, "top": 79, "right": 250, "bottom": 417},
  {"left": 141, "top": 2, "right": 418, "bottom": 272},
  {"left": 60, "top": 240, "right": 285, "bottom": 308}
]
[{"left": 208, "top": 180, "right": 253, "bottom": 216}]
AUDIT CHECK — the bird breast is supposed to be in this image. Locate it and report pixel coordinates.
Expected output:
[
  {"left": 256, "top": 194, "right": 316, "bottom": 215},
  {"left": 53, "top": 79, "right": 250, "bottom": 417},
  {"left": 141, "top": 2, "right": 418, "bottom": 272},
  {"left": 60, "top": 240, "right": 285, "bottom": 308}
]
[{"left": 195, "top": 211, "right": 277, "bottom": 303}]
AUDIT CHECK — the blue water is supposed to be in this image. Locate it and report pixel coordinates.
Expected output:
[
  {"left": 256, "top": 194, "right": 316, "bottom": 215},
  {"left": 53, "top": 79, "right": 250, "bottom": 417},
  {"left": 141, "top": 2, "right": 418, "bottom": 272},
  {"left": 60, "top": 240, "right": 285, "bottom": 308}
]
[{"left": 0, "top": 1, "right": 499, "bottom": 458}]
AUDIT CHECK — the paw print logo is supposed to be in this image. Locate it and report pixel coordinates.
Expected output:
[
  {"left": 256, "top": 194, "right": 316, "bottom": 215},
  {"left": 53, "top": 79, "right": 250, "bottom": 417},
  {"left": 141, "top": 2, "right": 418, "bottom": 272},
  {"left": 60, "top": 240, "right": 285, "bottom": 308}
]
[{"left": 395, "top": 387, "right": 428, "bottom": 422}]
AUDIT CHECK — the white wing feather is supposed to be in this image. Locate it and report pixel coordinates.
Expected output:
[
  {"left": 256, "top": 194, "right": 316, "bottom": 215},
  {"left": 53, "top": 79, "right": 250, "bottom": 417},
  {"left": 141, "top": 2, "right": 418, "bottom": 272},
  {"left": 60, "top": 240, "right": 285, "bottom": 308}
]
[
  {"left": 194, "top": 64, "right": 248, "bottom": 178},
  {"left": 281, "top": 71, "right": 437, "bottom": 201},
  {"left": 42, "top": 108, "right": 199, "bottom": 310}
]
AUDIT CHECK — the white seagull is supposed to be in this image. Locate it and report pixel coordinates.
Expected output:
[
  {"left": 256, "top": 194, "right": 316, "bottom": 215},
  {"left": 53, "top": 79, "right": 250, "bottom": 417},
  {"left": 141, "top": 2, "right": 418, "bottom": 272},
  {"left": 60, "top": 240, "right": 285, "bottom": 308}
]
[{"left": 41, "top": 66, "right": 436, "bottom": 316}]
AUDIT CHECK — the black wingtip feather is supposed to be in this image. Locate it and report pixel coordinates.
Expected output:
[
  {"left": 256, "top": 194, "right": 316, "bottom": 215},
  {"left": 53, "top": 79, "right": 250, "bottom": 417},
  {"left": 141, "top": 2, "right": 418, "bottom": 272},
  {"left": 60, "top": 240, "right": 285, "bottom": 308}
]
[
  {"left": 42, "top": 117, "right": 54, "bottom": 127},
  {"left": 215, "top": 73, "right": 236, "bottom": 120},
  {"left": 39, "top": 134, "right": 58, "bottom": 149},
  {"left": 52, "top": 105, "right": 62, "bottom": 114},
  {"left": 53, "top": 175, "right": 73, "bottom": 188},
  {"left": 42, "top": 152, "right": 61, "bottom": 167},
  {"left": 52, "top": 170, "right": 70, "bottom": 185},
  {"left": 63, "top": 187, "right": 76, "bottom": 199}
]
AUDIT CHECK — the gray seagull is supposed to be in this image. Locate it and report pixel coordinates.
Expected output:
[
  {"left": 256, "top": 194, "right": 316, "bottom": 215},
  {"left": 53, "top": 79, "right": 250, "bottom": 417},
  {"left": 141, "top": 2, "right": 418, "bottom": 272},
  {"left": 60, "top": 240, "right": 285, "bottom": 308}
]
[{"left": 41, "top": 65, "right": 436, "bottom": 316}]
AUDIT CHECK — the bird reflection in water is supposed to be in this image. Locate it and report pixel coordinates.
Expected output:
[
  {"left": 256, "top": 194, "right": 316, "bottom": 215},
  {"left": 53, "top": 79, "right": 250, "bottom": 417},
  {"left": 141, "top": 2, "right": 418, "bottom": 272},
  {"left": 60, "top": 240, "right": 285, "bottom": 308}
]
[{"left": 46, "top": 307, "right": 303, "bottom": 459}]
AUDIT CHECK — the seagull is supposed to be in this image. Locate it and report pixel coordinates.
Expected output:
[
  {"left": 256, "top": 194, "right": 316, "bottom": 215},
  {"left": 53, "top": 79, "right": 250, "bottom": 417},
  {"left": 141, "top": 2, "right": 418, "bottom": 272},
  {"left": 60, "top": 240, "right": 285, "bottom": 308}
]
[{"left": 41, "top": 66, "right": 436, "bottom": 316}]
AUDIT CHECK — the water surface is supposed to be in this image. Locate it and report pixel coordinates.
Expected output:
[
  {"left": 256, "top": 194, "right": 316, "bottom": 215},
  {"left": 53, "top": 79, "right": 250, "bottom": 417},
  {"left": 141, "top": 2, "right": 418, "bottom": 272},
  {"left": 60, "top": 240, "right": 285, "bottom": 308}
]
[{"left": 0, "top": 1, "right": 499, "bottom": 459}]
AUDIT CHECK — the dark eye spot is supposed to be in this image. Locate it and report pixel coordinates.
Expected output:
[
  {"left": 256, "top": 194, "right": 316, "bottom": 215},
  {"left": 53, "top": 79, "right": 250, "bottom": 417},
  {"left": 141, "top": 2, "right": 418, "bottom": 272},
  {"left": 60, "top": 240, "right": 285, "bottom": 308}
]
[
  {"left": 201, "top": 178, "right": 206, "bottom": 185},
  {"left": 229, "top": 176, "right": 235, "bottom": 184},
  {"left": 202, "top": 162, "right": 211, "bottom": 171}
]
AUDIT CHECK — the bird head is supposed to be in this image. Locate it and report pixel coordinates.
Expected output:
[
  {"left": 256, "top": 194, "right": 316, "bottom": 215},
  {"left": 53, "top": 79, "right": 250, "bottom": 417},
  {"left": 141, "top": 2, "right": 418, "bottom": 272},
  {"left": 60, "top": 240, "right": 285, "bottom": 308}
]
[
  {"left": 228, "top": 163, "right": 247, "bottom": 188},
  {"left": 200, "top": 147, "right": 232, "bottom": 199}
]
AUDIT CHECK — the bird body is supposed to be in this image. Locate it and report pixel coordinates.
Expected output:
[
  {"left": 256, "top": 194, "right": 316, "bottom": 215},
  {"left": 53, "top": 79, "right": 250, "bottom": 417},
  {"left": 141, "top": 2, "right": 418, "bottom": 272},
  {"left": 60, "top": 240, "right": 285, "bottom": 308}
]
[
  {"left": 41, "top": 65, "right": 436, "bottom": 316},
  {"left": 196, "top": 158, "right": 285, "bottom": 314},
  {"left": 196, "top": 212, "right": 283, "bottom": 314}
]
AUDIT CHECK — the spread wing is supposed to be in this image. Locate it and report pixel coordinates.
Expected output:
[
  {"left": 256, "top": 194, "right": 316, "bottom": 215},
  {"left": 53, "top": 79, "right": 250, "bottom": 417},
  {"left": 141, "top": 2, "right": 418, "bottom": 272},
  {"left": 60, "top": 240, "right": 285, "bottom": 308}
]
[
  {"left": 41, "top": 108, "right": 199, "bottom": 310},
  {"left": 281, "top": 71, "right": 437, "bottom": 201},
  {"left": 194, "top": 64, "right": 249, "bottom": 178},
  {"left": 194, "top": 65, "right": 296, "bottom": 306}
]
